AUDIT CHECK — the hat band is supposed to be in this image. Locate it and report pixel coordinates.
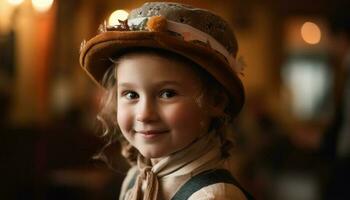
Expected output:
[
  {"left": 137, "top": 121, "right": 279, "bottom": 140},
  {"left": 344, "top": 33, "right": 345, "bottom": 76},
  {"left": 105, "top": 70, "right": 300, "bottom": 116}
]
[{"left": 127, "top": 17, "right": 239, "bottom": 74}]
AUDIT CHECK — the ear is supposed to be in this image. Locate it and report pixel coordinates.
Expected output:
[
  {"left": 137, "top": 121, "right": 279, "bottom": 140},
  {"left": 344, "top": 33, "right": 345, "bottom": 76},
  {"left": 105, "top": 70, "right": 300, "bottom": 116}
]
[{"left": 207, "top": 91, "right": 229, "bottom": 117}]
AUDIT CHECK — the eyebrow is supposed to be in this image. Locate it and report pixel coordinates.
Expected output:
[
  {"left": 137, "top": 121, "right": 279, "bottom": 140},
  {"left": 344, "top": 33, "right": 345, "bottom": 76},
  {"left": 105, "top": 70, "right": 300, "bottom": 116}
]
[
  {"left": 155, "top": 80, "right": 182, "bottom": 87},
  {"left": 117, "top": 82, "right": 136, "bottom": 88},
  {"left": 118, "top": 80, "right": 182, "bottom": 88}
]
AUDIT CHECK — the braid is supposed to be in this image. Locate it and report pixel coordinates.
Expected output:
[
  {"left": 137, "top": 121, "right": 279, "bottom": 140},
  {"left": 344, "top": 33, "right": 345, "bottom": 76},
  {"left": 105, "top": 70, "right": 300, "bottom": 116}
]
[
  {"left": 121, "top": 140, "right": 139, "bottom": 165},
  {"left": 211, "top": 115, "right": 235, "bottom": 159}
]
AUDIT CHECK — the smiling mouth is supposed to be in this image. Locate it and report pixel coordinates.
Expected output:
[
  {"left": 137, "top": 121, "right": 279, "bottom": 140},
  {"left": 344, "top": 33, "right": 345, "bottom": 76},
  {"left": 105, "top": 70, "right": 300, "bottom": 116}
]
[
  {"left": 136, "top": 130, "right": 169, "bottom": 135},
  {"left": 135, "top": 130, "right": 169, "bottom": 139}
]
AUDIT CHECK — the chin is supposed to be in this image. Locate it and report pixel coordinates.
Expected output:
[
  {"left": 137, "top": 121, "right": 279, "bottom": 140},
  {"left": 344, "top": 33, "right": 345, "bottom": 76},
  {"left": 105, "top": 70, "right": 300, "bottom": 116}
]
[{"left": 139, "top": 149, "right": 169, "bottom": 159}]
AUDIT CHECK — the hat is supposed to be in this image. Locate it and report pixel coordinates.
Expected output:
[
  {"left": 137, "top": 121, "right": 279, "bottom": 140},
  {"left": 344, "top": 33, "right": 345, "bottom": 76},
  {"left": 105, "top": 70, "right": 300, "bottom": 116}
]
[{"left": 79, "top": 2, "right": 245, "bottom": 116}]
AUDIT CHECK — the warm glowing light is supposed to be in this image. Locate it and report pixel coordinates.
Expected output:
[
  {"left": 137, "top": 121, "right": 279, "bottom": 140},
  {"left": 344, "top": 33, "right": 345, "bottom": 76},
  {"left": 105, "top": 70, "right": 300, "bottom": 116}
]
[
  {"left": 108, "top": 10, "right": 129, "bottom": 26},
  {"left": 32, "top": 0, "right": 54, "bottom": 12},
  {"left": 7, "top": 0, "right": 24, "bottom": 6},
  {"left": 301, "top": 21, "right": 321, "bottom": 44}
]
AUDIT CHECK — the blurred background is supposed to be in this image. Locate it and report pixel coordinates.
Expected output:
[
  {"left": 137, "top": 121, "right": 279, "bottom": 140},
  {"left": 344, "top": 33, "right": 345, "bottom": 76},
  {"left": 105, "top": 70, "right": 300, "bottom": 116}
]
[{"left": 1, "top": 0, "right": 349, "bottom": 199}]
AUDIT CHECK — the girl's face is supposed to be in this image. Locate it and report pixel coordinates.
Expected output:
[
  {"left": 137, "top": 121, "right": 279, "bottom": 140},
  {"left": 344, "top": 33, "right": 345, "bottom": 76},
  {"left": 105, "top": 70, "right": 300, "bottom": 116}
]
[{"left": 116, "top": 53, "right": 211, "bottom": 158}]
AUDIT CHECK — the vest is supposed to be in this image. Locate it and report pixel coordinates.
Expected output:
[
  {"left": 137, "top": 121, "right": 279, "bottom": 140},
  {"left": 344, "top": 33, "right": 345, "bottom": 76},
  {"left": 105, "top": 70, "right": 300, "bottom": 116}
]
[{"left": 125, "top": 169, "right": 254, "bottom": 200}]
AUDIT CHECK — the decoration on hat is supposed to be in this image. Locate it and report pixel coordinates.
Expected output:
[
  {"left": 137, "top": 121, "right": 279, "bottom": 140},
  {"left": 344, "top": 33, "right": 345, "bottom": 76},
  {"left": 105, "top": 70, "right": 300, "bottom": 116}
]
[
  {"left": 104, "top": 19, "right": 131, "bottom": 32},
  {"left": 90, "top": 15, "right": 245, "bottom": 76},
  {"left": 146, "top": 16, "right": 167, "bottom": 32}
]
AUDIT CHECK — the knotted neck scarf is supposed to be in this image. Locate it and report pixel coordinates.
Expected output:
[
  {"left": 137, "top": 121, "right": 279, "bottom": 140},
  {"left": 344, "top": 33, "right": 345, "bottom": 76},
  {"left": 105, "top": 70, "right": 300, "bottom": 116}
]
[{"left": 125, "top": 133, "right": 219, "bottom": 200}]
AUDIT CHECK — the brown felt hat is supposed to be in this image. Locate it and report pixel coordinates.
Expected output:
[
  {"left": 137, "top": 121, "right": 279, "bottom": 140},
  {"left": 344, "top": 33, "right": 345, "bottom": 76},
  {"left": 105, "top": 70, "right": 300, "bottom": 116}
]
[{"left": 79, "top": 2, "right": 245, "bottom": 116}]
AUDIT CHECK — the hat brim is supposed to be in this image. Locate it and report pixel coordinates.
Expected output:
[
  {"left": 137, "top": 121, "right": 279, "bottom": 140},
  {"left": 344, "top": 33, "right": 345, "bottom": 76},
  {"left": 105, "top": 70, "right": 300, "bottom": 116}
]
[{"left": 79, "top": 31, "right": 244, "bottom": 115}]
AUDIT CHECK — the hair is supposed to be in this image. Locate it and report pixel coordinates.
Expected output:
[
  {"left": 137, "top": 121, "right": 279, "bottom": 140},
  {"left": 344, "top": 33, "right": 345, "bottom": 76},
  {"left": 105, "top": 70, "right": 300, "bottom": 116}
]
[{"left": 95, "top": 47, "right": 235, "bottom": 166}]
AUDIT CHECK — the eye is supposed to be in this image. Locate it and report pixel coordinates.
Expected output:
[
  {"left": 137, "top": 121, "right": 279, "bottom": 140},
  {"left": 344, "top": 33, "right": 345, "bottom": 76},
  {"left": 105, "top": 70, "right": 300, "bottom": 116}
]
[
  {"left": 122, "top": 91, "right": 139, "bottom": 100},
  {"left": 159, "top": 89, "right": 177, "bottom": 99}
]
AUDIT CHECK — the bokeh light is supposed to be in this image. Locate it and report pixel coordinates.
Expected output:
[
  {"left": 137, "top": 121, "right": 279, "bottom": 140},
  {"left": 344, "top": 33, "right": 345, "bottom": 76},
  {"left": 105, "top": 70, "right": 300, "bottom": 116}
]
[
  {"left": 31, "top": 0, "right": 54, "bottom": 12},
  {"left": 7, "top": 0, "right": 24, "bottom": 6},
  {"left": 108, "top": 9, "right": 129, "bottom": 26},
  {"left": 301, "top": 21, "right": 321, "bottom": 44}
]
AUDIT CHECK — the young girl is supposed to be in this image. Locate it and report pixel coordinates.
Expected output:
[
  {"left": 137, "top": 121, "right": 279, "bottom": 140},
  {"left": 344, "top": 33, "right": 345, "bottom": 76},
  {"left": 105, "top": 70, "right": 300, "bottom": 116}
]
[{"left": 79, "top": 2, "right": 253, "bottom": 200}]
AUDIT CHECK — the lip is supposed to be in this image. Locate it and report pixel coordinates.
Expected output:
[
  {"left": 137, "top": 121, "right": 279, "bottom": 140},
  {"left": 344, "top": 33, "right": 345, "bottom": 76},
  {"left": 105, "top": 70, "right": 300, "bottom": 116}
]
[{"left": 135, "top": 130, "right": 168, "bottom": 139}]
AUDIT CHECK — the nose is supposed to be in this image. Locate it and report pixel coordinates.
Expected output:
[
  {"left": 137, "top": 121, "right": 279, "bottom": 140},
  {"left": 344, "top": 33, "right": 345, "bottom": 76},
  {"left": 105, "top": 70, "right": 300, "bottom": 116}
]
[{"left": 135, "top": 98, "right": 159, "bottom": 122}]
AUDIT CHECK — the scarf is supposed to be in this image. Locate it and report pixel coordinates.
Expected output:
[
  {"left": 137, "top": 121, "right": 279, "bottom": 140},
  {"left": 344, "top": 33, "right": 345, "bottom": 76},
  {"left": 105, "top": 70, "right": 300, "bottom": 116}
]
[{"left": 125, "top": 133, "right": 220, "bottom": 200}]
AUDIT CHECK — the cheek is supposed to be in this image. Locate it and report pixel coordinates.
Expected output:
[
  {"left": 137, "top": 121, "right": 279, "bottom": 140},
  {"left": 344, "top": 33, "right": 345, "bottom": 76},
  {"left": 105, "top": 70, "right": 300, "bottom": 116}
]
[
  {"left": 117, "top": 103, "right": 132, "bottom": 131},
  {"left": 164, "top": 101, "right": 206, "bottom": 129}
]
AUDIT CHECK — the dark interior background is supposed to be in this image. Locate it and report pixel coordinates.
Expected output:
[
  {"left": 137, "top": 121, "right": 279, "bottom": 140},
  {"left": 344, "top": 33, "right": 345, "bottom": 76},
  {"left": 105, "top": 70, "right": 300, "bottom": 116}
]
[{"left": 1, "top": 0, "right": 349, "bottom": 199}]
